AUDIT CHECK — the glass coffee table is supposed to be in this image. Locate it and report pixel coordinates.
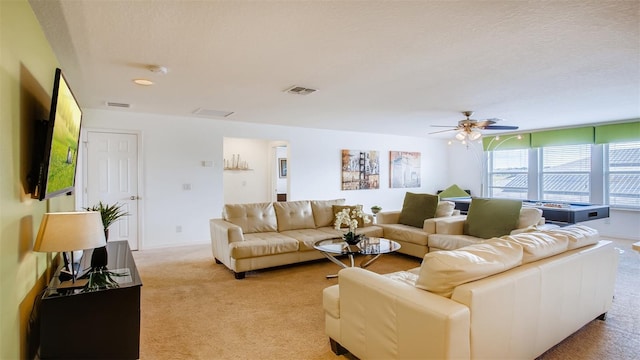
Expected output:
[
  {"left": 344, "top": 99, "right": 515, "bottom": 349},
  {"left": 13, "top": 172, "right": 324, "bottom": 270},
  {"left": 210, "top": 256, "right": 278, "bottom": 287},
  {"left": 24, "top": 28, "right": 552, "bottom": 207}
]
[{"left": 313, "top": 237, "right": 401, "bottom": 278}]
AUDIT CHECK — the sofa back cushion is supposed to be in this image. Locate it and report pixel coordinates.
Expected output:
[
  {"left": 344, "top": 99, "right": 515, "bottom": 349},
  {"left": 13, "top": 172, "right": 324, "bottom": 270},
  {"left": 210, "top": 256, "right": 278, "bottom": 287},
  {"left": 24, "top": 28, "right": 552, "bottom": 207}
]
[
  {"left": 502, "top": 232, "right": 569, "bottom": 263},
  {"left": 274, "top": 200, "right": 316, "bottom": 231},
  {"left": 545, "top": 224, "right": 599, "bottom": 250},
  {"left": 435, "top": 201, "right": 456, "bottom": 218},
  {"left": 311, "top": 199, "right": 346, "bottom": 228},
  {"left": 398, "top": 192, "right": 439, "bottom": 228},
  {"left": 518, "top": 207, "right": 543, "bottom": 228},
  {"left": 223, "top": 202, "right": 277, "bottom": 234},
  {"left": 464, "top": 198, "right": 522, "bottom": 239},
  {"left": 415, "top": 238, "right": 524, "bottom": 298}
]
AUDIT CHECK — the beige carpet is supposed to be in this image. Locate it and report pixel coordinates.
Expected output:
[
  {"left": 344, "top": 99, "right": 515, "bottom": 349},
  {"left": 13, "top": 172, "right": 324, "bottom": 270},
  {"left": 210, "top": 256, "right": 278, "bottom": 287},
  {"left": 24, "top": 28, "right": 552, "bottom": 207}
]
[{"left": 133, "top": 238, "right": 639, "bottom": 360}]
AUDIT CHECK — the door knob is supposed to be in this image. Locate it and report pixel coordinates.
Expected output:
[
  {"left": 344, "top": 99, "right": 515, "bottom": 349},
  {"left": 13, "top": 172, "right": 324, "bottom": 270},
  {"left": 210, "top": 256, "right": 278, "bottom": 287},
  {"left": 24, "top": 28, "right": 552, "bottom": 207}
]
[{"left": 130, "top": 196, "right": 140, "bottom": 200}]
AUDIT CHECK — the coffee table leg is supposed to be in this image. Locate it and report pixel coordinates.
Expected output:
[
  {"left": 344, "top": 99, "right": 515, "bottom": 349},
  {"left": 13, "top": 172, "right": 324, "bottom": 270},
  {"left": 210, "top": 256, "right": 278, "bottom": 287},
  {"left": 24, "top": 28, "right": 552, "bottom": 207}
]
[
  {"left": 359, "top": 254, "right": 382, "bottom": 268},
  {"left": 321, "top": 252, "right": 354, "bottom": 279}
]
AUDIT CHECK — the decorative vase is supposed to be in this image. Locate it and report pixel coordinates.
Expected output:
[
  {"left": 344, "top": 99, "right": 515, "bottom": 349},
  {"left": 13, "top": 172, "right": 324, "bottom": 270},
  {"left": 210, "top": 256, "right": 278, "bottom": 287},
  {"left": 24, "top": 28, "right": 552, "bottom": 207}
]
[
  {"left": 90, "top": 229, "right": 109, "bottom": 269},
  {"left": 343, "top": 231, "right": 363, "bottom": 245}
]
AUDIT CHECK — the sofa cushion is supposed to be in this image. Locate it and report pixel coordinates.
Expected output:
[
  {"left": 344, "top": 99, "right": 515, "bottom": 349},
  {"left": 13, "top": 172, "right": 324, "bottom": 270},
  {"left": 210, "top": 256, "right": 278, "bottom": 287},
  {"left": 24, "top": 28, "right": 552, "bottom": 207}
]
[
  {"left": 223, "top": 202, "right": 278, "bottom": 234},
  {"left": 438, "top": 184, "right": 470, "bottom": 198},
  {"left": 280, "top": 228, "right": 341, "bottom": 251},
  {"left": 273, "top": 201, "right": 316, "bottom": 232},
  {"left": 502, "top": 232, "right": 569, "bottom": 263},
  {"left": 377, "top": 223, "right": 429, "bottom": 246},
  {"left": 311, "top": 199, "right": 346, "bottom": 228},
  {"left": 464, "top": 198, "right": 522, "bottom": 239},
  {"left": 230, "top": 232, "right": 299, "bottom": 259},
  {"left": 518, "top": 207, "right": 543, "bottom": 228},
  {"left": 416, "top": 238, "right": 524, "bottom": 298},
  {"left": 545, "top": 224, "right": 599, "bottom": 250},
  {"left": 398, "top": 192, "right": 439, "bottom": 228},
  {"left": 332, "top": 205, "right": 365, "bottom": 228},
  {"left": 435, "top": 201, "right": 456, "bottom": 218},
  {"left": 428, "top": 233, "right": 482, "bottom": 251}
]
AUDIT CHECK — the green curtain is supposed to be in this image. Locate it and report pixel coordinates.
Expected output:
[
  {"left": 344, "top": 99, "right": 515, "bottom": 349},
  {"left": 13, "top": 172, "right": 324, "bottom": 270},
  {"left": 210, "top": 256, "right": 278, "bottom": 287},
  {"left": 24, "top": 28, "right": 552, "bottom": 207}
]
[
  {"left": 530, "top": 127, "right": 594, "bottom": 148},
  {"left": 595, "top": 121, "right": 640, "bottom": 144},
  {"left": 482, "top": 133, "right": 531, "bottom": 151}
]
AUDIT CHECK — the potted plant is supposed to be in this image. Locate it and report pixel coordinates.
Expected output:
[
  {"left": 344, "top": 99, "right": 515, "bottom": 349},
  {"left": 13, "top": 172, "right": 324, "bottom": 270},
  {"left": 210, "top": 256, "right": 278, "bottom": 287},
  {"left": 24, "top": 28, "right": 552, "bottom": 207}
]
[
  {"left": 370, "top": 205, "right": 382, "bottom": 215},
  {"left": 334, "top": 207, "right": 371, "bottom": 245},
  {"left": 84, "top": 201, "right": 129, "bottom": 240},
  {"left": 83, "top": 201, "right": 129, "bottom": 269}
]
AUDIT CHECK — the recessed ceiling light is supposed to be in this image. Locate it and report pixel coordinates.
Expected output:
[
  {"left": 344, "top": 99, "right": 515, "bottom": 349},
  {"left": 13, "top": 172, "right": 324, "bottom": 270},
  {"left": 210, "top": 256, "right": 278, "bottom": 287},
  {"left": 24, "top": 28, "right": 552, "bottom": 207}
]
[{"left": 133, "top": 79, "right": 154, "bottom": 86}]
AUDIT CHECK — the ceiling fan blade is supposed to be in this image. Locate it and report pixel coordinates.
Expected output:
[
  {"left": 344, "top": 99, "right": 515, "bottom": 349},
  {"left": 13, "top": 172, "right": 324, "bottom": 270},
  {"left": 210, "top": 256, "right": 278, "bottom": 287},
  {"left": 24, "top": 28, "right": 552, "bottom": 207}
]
[
  {"left": 428, "top": 128, "right": 458, "bottom": 135},
  {"left": 484, "top": 125, "right": 519, "bottom": 130},
  {"left": 430, "top": 125, "right": 458, "bottom": 128},
  {"left": 476, "top": 119, "right": 497, "bottom": 128}
]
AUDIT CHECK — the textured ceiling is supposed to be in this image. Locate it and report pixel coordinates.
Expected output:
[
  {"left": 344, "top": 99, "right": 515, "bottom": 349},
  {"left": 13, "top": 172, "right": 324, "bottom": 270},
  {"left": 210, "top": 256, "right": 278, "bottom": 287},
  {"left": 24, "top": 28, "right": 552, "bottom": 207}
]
[{"left": 29, "top": 0, "right": 640, "bottom": 138}]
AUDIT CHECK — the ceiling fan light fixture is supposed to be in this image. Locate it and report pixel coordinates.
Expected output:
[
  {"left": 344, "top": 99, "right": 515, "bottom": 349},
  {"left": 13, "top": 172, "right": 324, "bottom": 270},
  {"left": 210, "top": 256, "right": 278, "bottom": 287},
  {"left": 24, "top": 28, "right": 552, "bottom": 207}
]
[
  {"left": 469, "top": 130, "right": 482, "bottom": 141},
  {"left": 455, "top": 132, "right": 467, "bottom": 141}
]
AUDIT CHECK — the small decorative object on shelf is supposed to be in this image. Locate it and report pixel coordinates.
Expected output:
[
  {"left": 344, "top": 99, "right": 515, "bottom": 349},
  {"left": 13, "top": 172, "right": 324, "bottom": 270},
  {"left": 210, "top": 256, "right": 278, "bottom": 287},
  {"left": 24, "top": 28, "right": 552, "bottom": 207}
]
[
  {"left": 370, "top": 205, "right": 382, "bottom": 215},
  {"left": 334, "top": 207, "right": 371, "bottom": 245},
  {"left": 224, "top": 153, "right": 251, "bottom": 170}
]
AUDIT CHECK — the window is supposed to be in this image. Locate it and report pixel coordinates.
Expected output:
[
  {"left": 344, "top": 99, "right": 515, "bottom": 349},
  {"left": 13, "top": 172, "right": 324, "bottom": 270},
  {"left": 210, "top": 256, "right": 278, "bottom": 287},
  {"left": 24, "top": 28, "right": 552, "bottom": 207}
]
[
  {"left": 487, "top": 149, "right": 528, "bottom": 199},
  {"left": 541, "top": 144, "right": 591, "bottom": 203},
  {"left": 605, "top": 141, "right": 640, "bottom": 208},
  {"left": 484, "top": 140, "right": 640, "bottom": 210}
]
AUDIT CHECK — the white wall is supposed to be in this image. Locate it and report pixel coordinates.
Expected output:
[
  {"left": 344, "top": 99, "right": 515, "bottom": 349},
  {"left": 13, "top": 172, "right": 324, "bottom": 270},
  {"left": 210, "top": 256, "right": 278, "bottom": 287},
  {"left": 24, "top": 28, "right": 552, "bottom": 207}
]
[
  {"left": 82, "top": 109, "right": 450, "bottom": 249},
  {"left": 223, "top": 137, "right": 272, "bottom": 204}
]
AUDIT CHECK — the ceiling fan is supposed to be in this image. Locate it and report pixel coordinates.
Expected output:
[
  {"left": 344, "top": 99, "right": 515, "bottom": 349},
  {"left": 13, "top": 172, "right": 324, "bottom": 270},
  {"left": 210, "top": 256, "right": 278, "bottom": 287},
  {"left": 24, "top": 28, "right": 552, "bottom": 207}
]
[{"left": 429, "top": 111, "right": 519, "bottom": 141}]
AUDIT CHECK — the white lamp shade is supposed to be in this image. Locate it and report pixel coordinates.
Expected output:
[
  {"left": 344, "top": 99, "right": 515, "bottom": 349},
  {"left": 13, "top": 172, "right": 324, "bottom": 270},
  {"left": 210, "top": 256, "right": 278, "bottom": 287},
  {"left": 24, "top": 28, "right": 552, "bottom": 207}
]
[
  {"left": 455, "top": 132, "right": 467, "bottom": 141},
  {"left": 33, "top": 212, "right": 107, "bottom": 252}
]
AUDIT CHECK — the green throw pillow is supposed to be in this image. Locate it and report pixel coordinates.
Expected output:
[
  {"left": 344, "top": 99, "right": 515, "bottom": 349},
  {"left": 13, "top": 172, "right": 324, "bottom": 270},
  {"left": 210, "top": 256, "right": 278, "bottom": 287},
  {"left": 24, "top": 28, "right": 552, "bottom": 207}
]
[
  {"left": 438, "top": 184, "right": 471, "bottom": 198},
  {"left": 398, "top": 192, "right": 439, "bottom": 228},
  {"left": 464, "top": 198, "right": 522, "bottom": 239}
]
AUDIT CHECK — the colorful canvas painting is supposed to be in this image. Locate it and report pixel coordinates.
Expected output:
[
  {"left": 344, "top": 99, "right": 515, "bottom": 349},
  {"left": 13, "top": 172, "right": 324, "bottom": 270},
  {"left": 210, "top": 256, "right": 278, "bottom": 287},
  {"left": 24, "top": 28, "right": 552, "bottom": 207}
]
[
  {"left": 341, "top": 149, "right": 380, "bottom": 190},
  {"left": 389, "top": 151, "right": 421, "bottom": 188}
]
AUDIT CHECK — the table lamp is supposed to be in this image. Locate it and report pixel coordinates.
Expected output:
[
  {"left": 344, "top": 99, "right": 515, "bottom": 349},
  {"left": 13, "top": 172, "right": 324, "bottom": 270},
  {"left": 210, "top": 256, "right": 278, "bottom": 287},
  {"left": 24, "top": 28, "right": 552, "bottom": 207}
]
[{"left": 33, "top": 211, "right": 107, "bottom": 288}]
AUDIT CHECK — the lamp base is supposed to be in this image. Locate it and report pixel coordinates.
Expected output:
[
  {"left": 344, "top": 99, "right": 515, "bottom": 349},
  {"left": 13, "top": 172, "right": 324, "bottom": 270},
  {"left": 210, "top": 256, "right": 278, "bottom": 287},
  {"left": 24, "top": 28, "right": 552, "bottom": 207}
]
[{"left": 57, "top": 278, "right": 88, "bottom": 289}]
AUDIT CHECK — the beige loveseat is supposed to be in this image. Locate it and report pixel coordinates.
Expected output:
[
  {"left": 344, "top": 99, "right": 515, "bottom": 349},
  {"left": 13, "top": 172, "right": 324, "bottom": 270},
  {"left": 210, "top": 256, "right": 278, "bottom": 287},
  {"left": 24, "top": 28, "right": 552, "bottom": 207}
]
[
  {"left": 210, "top": 199, "right": 382, "bottom": 279},
  {"left": 323, "top": 225, "right": 618, "bottom": 359},
  {"left": 375, "top": 201, "right": 462, "bottom": 257}
]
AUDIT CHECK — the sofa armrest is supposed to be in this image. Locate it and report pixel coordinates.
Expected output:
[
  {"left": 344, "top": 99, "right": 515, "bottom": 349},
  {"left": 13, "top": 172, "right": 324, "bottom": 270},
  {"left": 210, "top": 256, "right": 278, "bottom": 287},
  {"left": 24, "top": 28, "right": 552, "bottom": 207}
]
[
  {"left": 433, "top": 215, "right": 467, "bottom": 235},
  {"left": 376, "top": 210, "right": 400, "bottom": 224},
  {"left": 335, "top": 267, "right": 470, "bottom": 359},
  {"left": 210, "top": 219, "right": 245, "bottom": 266}
]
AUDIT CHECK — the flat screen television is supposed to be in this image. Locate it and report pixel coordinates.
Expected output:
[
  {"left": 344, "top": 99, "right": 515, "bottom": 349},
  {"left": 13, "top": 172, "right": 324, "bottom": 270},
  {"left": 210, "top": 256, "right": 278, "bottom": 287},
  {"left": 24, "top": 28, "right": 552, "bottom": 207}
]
[{"left": 30, "top": 68, "right": 83, "bottom": 200}]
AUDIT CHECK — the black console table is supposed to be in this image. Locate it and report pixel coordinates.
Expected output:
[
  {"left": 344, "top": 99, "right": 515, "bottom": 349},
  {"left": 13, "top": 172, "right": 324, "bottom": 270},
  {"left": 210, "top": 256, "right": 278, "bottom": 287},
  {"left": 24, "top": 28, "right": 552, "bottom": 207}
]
[{"left": 39, "top": 240, "right": 142, "bottom": 359}]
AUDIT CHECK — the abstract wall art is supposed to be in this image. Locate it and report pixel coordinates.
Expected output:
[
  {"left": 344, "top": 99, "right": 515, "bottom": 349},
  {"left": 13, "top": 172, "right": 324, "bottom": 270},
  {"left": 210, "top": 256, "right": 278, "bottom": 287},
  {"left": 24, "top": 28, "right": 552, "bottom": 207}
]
[
  {"left": 341, "top": 149, "right": 380, "bottom": 190},
  {"left": 389, "top": 151, "right": 421, "bottom": 188}
]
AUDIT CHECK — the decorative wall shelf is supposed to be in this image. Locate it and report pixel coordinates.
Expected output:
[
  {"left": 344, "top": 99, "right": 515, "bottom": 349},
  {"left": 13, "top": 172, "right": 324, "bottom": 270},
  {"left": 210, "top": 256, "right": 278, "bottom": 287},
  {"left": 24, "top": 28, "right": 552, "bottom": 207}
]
[{"left": 223, "top": 154, "right": 251, "bottom": 171}]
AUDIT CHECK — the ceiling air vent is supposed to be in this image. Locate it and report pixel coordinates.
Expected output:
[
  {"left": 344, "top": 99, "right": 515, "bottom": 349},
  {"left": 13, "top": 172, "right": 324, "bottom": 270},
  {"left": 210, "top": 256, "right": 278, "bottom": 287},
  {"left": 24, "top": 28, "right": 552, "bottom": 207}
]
[
  {"left": 106, "top": 101, "right": 131, "bottom": 108},
  {"left": 284, "top": 86, "right": 317, "bottom": 95},
  {"left": 192, "top": 108, "right": 234, "bottom": 118}
]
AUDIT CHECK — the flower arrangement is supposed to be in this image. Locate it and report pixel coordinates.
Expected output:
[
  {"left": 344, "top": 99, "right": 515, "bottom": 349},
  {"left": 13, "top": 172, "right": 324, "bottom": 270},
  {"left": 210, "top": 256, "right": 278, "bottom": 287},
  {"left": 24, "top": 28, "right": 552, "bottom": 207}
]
[{"left": 334, "top": 207, "right": 371, "bottom": 245}]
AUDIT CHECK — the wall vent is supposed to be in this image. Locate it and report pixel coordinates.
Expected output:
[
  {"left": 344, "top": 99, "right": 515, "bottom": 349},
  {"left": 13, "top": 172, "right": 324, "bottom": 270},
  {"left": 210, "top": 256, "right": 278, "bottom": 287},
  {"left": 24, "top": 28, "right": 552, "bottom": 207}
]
[
  {"left": 284, "top": 86, "right": 317, "bottom": 95},
  {"left": 106, "top": 101, "right": 131, "bottom": 108},
  {"left": 192, "top": 108, "right": 234, "bottom": 118}
]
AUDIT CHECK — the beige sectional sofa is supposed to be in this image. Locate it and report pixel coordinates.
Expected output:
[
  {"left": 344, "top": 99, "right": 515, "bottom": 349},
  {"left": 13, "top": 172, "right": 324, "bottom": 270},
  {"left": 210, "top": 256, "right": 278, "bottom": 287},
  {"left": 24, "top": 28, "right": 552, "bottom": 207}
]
[
  {"left": 210, "top": 199, "right": 383, "bottom": 279},
  {"left": 323, "top": 225, "right": 618, "bottom": 359}
]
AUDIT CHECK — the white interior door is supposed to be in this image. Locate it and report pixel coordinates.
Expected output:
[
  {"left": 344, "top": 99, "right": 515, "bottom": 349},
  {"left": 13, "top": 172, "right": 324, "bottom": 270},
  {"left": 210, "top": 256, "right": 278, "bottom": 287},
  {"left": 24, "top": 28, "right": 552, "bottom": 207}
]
[{"left": 85, "top": 131, "right": 140, "bottom": 250}]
